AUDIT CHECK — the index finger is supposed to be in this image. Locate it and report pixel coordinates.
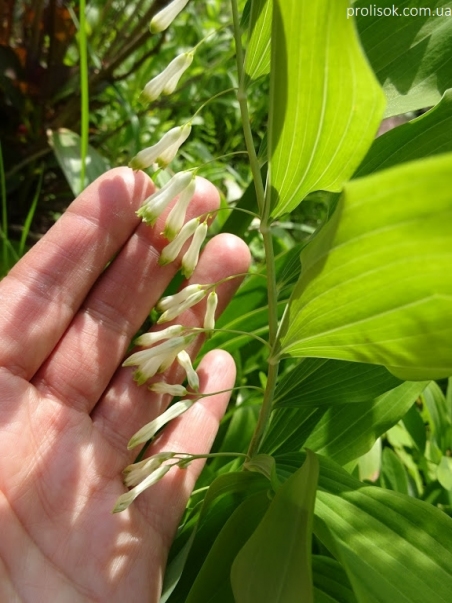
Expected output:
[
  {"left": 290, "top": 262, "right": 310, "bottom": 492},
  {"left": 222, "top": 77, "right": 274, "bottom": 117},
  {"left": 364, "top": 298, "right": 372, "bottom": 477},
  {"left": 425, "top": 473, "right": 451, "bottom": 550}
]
[{"left": 0, "top": 167, "right": 153, "bottom": 380}]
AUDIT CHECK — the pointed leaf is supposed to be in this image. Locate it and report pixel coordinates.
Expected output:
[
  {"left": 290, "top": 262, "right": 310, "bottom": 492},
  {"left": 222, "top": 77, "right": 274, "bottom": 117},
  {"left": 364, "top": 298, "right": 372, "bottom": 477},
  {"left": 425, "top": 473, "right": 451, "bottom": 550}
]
[
  {"left": 356, "top": 89, "right": 452, "bottom": 178},
  {"left": 356, "top": 0, "right": 452, "bottom": 117},
  {"left": 269, "top": 0, "right": 385, "bottom": 217},
  {"left": 314, "top": 456, "right": 452, "bottom": 603},
  {"left": 231, "top": 450, "right": 319, "bottom": 603},
  {"left": 280, "top": 153, "right": 452, "bottom": 380},
  {"left": 273, "top": 358, "right": 402, "bottom": 408}
]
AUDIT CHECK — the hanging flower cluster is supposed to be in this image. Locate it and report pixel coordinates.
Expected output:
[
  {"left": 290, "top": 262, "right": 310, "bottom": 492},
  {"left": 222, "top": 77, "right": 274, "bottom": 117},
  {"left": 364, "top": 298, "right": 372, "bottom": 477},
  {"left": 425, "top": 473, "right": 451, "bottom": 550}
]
[{"left": 114, "top": 0, "right": 222, "bottom": 512}]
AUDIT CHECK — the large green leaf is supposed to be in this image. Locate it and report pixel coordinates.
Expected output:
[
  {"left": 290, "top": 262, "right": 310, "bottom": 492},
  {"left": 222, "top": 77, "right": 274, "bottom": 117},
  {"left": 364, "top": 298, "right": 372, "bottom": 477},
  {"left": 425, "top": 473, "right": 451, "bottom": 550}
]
[
  {"left": 263, "top": 381, "right": 426, "bottom": 465},
  {"left": 279, "top": 153, "right": 452, "bottom": 380},
  {"left": 165, "top": 472, "right": 268, "bottom": 602},
  {"left": 356, "top": 0, "right": 452, "bottom": 117},
  {"left": 273, "top": 358, "right": 402, "bottom": 408},
  {"left": 186, "top": 493, "right": 270, "bottom": 603},
  {"left": 245, "top": 0, "right": 272, "bottom": 80},
  {"left": 231, "top": 451, "right": 319, "bottom": 603},
  {"left": 269, "top": 0, "right": 385, "bottom": 217},
  {"left": 356, "top": 89, "right": 452, "bottom": 178},
  {"left": 304, "top": 382, "right": 427, "bottom": 465},
  {"left": 312, "top": 556, "right": 357, "bottom": 603},
  {"left": 313, "top": 456, "right": 452, "bottom": 603}
]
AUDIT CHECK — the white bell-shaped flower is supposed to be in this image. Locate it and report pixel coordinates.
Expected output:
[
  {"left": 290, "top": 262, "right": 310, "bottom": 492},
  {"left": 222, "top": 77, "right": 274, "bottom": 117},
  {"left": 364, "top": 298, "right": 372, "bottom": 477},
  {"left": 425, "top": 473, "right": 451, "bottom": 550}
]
[
  {"left": 113, "top": 465, "right": 171, "bottom": 513},
  {"left": 164, "top": 177, "right": 196, "bottom": 240},
  {"left": 129, "top": 124, "right": 191, "bottom": 170},
  {"left": 137, "top": 171, "right": 193, "bottom": 225},
  {"left": 127, "top": 399, "right": 194, "bottom": 449},
  {"left": 181, "top": 221, "right": 208, "bottom": 278},
  {"left": 203, "top": 290, "right": 218, "bottom": 334},
  {"left": 150, "top": 0, "right": 190, "bottom": 33},
  {"left": 141, "top": 51, "right": 194, "bottom": 103},
  {"left": 159, "top": 217, "right": 199, "bottom": 265},
  {"left": 177, "top": 349, "right": 199, "bottom": 391}
]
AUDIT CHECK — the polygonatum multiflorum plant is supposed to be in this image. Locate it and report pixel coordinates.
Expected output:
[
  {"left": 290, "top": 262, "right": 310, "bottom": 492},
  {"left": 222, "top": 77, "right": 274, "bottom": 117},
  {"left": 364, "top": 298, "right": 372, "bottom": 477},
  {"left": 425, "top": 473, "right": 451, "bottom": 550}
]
[{"left": 114, "top": 0, "right": 452, "bottom": 601}]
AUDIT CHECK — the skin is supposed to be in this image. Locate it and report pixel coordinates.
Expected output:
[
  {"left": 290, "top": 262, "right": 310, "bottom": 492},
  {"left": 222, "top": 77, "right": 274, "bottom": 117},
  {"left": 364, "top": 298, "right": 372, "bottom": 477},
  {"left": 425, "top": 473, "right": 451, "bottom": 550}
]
[{"left": 0, "top": 168, "right": 250, "bottom": 602}]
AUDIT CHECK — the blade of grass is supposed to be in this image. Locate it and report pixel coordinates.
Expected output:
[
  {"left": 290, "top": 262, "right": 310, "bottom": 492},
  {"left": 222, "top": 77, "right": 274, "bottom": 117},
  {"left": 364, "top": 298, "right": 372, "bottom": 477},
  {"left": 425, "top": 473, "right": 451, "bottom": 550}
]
[
  {"left": 19, "top": 167, "right": 43, "bottom": 258},
  {"left": 0, "top": 142, "right": 19, "bottom": 275}
]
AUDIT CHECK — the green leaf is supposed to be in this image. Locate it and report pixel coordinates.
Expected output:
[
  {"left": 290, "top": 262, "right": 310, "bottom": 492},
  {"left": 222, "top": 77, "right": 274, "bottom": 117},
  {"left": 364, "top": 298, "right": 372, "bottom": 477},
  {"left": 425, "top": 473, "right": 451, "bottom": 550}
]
[
  {"left": 48, "top": 128, "right": 110, "bottom": 196},
  {"left": 269, "top": 0, "right": 385, "bottom": 217},
  {"left": 356, "top": 0, "right": 452, "bottom": 117},
  {"left": 280, "top": 153, "right": 452, "bottom": 380},
  {"left": 314, "top": 456, "right": 452, "bottom": 603},
  {"left": 437, "top": 456, "right": 452, "bottom": 491},
  {"left": 231, "top": 450, "right": 319, "bottom": 603},
  {"left": 303, "top": 381, "right": 427, "bottom": 465},
  {"left": 263, "top": 381, "right": 426, "bottom": 464},
  {"left": 380, "top": 448, "right": 410, "bottom": 495},
  {"left": 356, "top": 89, "right": 452, "bottom": 178},
  {"left": 245, "top": 0, "right": 272, "bottom": 80},
  {"left": 312, "top": 556, "right": 357, "bottom": 603},
  {"left": 186, "top": 493, "right": 270, "bottom": 603},
  {"left": 273, "top": 358, "right": 402, "bottom": 408},
  {"left": 421, "top": 382, "right": 452, "bottom": 453},
  {"left": 166, "top": 472, "right": 268, "bottom": 602}
]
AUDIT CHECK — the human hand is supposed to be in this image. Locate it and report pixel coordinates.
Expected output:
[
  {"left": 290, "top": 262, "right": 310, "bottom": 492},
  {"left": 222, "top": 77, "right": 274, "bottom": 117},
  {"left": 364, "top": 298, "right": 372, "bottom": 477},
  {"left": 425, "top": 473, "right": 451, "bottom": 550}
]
[{"left": 0, "top": 168, "right": 250, "bottom": 602}]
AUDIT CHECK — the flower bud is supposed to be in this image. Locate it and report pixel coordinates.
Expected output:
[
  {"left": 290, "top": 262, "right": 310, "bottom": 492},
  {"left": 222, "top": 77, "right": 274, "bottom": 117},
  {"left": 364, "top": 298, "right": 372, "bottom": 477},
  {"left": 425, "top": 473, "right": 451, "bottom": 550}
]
[
  {"left": 129, "top": 124, "right": 191, "bottom": 170},
  {"left": 123, "top": 452, "right": 174, "bottom": 488},
  {"left": 134, "top": 324, "right": 185, "bottom": 347},
  {"left": 113, "top": 465, "right": 171, "bottom": 513},
  {"left": 137, "top": 171, "right": 193, "bottom": 225},
  {"left": 158, "top": 290, "right": 206, "bottom": 323},
  {"left": 157, "top": 284, "right": 205, "bottom": 312},
  {"left": 181, "top": 221, "right": 208, "bottom": 278},
  {"left": 127, "top": 399, "right": 194, "bottom": 449},
  {"left": 149, "top": 382, "right": 187, "bottom": 397},
  {"left": 123, "top": 334, "right": 195, "bottom": 384},
  {"left": 140, "top": 52, "right": 194, "bottom": 103},
  {"left": 159, "top": 217, "right": 199, "bottom": 265},
  {"left": 203, "top": 290, "right": 218, "bottom": 334},
  {"left": 164, "top": 177, "right": 196, "bottom": 240},
  {"left": 177, "top": 349, "right": 199, "bottom": 391},
  {"left": 150, "top": 0, "right": 190, "bottom": 33}
]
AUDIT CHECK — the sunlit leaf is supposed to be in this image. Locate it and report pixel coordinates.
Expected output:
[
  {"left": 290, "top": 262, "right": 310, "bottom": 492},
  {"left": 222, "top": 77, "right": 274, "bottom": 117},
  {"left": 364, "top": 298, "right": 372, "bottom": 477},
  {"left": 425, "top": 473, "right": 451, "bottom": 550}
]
[
  {"left": 245, "top": 0, "right": 272, "bottom": 80},
  {"left": 269, "top": 0, "right": 385, "bottom": 217},
  {"left": 280, "top": 153, "right": 452, "bottom": 380},
  {"left": 314, "top": 456, "right": 452, "bottom": 603},
  {"left": 273, "top": 358, "right": 402, "bottom": 408}
]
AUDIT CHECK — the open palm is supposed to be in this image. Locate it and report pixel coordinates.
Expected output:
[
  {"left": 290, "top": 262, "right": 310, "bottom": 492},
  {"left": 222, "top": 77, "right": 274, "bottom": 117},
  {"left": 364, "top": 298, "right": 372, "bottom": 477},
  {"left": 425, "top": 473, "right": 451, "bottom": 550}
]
[{"left": 0, "top": 168, "right": 249, "bottom": 602}]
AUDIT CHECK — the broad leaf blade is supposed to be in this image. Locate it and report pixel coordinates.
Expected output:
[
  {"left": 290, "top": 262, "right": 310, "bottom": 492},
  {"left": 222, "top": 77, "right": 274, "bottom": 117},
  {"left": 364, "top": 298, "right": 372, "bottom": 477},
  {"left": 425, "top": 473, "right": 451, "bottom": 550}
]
[
  {"left": 273, "top": 358, "right": 402, "bottom": 408},
  {"left": 314, "top": 456, "right": 452, "bottom": 603},
  {"left": 185, "top": 493, "right": 270, "bottom": 603},
  {"left": 356, "top": 0, "right": 452, "bottom": 117},
  {"left": 231, "top": 450, "right": 319, "bottom": 603},
  {"left": 269, "top": 0, "right": 385, "bottom": 217},
  {"left": 304, "top": 382, "right": 427, "bottom": 465},
  {"left": 280, "top": 153, "right": 452, "bottom": 380}
]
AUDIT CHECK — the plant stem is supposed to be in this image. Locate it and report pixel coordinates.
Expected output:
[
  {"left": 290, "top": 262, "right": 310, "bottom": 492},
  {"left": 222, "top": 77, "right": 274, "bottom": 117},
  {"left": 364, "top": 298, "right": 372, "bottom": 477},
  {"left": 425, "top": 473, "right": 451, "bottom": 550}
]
[
  {"left": 230, "top": 0, "right": 280, "bottom": 458},
  {"left": 230, "top": 0, "right": 265, "bottom": 215},
  {"left": 78, "top": 0, "right": 89, "bottom": 193}
]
